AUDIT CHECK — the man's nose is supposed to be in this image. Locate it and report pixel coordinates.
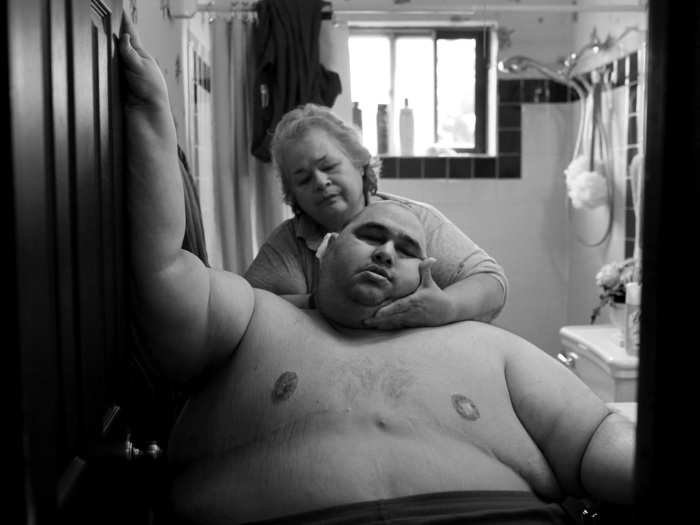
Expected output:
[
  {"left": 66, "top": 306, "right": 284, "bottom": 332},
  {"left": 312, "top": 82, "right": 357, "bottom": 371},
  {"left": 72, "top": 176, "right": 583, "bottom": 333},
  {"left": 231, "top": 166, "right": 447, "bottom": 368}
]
[{"left": 371, "top": 242, "right": 395, "bottom": 267}]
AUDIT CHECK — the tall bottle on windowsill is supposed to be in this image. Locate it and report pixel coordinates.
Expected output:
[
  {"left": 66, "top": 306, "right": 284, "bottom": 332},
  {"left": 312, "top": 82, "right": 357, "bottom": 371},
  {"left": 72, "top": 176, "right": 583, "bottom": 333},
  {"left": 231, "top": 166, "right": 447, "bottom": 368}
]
[
  {"left": 376, "top": 103, "right": 389, "bottom": 156},
  {"left": 399, "top": 98, "right": 414, "bottom": 156},
  {"left": 352, "top": 101, "right": 363, "bottom": 132}
]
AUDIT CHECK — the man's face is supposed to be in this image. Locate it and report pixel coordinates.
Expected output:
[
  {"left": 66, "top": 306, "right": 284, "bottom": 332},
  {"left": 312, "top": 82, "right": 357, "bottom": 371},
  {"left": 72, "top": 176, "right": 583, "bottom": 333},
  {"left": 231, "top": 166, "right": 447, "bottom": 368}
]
[{"left": 317, "top": 202, "right": 426, "bottom": 327}]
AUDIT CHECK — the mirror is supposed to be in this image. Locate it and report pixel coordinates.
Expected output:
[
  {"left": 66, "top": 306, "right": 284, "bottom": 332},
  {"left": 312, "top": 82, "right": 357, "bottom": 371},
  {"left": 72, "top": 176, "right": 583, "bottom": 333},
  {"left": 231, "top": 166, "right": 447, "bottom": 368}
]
[
  {"left": 171, "top": 2, "right": 649, "bottom": 520},
  {"left": 127, "top": 0, "right": 654, "bottom": 520},
  {"left": 12, "top": 0, "right": 681, "bottom": 521},
  {"left": 161, "top": 1, "right": 648, "bottom": 354},
  {"left": 322, "top": 0, "right": 648, "bottom": 365},
  {"left": 166, "top": 0, "right": 649, "bottom": 499}
]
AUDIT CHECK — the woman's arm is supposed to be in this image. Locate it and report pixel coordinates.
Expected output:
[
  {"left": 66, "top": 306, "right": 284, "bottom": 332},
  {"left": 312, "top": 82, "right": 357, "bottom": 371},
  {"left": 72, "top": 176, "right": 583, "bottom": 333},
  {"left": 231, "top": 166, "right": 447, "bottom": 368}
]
[
  {"left": 243, "top": 223, "right": 314, "bottom": 303},
  {"left": 442, "top": 273, "right": 506, "bottom": 323}
]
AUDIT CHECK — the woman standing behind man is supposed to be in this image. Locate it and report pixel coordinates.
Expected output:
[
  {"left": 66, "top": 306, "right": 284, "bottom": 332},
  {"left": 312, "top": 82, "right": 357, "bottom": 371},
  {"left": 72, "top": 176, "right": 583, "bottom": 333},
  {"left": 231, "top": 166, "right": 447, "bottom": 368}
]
[{"left": 244, "top": 103, "right": 508, "bottom": 329}]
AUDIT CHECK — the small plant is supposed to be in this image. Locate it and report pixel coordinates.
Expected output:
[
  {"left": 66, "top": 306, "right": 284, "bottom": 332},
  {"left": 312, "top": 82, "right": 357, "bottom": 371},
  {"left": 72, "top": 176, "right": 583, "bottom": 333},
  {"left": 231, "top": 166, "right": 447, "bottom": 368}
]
[{"left": 590, "top": 258, "right": 639, "bottom": 324}]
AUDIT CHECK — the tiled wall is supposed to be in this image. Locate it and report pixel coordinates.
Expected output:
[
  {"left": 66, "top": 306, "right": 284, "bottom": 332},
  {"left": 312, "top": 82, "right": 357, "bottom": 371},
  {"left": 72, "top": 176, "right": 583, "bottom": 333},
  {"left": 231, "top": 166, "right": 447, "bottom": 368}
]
[
  {"left": 570, "top": 50, "right": 643, "bottom": 259},
  {"left": 379, "top": 78, "right": 570, "bottom": 180},
  {"left": 623, "top": 51, "right": 643, "bottom": 259},
  {"left": 381, "top": 50, "right": 643, "bottom": 261}
]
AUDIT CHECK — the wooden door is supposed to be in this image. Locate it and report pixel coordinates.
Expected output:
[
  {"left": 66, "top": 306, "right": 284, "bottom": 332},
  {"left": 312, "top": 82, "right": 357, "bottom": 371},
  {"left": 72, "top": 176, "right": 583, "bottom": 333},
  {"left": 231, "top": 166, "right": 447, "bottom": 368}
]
[{"left": 6, "top": 1, "right": 166, "bottom": 523}]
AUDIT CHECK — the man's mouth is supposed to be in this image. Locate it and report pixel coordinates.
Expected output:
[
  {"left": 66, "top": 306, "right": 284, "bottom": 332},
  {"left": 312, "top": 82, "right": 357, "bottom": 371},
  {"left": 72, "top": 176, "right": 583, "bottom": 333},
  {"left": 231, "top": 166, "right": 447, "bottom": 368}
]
[{"left": 360, "top": 264, "right": 391, "bottom": 282}]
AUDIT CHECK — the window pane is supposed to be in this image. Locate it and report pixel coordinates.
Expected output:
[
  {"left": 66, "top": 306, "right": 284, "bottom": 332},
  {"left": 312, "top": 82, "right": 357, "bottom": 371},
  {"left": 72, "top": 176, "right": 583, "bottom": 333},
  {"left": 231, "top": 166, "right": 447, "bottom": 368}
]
[
  {"left": 436, "top": 38, "right": 476, "bottom": 149},
  {"left": 349, "top": 36, "right": 391, "bottom": 156},
  {"left": 394, "top": 36, "right": 434, "bottom": 156}
]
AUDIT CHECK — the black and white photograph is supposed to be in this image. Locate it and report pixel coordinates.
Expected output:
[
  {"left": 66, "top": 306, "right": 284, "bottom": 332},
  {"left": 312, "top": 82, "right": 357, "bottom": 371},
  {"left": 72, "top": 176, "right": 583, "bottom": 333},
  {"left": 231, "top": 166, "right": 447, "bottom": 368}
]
[{"left": 4, "top": 1, "right": 697, "bottom": 523}]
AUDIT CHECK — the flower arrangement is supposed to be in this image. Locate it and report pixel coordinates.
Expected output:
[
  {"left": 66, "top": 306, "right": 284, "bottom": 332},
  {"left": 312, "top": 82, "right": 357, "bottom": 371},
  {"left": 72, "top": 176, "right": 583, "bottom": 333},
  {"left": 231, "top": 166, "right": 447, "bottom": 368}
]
[{"left": 590, "top": 258, "right": 639, "bottom": 324}]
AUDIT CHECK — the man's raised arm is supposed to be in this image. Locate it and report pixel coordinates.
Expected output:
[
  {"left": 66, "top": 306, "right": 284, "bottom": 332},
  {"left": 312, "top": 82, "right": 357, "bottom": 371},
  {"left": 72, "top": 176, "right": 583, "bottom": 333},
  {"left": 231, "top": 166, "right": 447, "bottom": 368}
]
[{"left": 120, "top": 13, "right": 254, "bottom": 385}]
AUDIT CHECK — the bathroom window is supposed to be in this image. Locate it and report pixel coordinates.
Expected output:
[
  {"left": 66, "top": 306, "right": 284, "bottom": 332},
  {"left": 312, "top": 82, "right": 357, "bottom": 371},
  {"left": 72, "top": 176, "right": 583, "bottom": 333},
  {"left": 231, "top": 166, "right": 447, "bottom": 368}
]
[{"left": 349, "top": 27, "right": 495, "bottom": 157}]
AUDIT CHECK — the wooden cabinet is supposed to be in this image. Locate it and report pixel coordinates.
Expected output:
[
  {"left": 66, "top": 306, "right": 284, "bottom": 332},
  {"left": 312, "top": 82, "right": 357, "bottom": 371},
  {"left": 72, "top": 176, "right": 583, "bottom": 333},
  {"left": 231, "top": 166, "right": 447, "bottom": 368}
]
[{"left": 5, "top": 1, "right": 169, "bottom": 522}]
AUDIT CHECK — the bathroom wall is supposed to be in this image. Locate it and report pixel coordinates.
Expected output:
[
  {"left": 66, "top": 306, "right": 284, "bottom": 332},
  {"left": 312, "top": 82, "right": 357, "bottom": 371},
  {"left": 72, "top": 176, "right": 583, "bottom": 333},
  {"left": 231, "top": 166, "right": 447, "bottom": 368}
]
[
  {"left": 565, "top": 3, "right": 647, "bottom": 328},
  {"left": 130, "top": 1, "right": 214, "bottom": 144},
  {"left": 565, "top": 82, "right": 630, "bottom": 328},
  {"left": 342, "top": 0, "right": 647, "bottom": 354},
  {"left": 381, "top": 102, "right": 573, "bottom": 353},
  {"left": 334, "top": 2, "right": 574, "bottom": 354},
  {"left": 129, "top": 1, "right": 185, "bottom": 145},
  {"left": 567, "top": 5, "right": 648, "bottom": 324},
  {"left": 130, "top": 1, "right": 222, "bottom": 263},
  {"left": 131, "top": 0, "right": 646, "bottom": 355}
]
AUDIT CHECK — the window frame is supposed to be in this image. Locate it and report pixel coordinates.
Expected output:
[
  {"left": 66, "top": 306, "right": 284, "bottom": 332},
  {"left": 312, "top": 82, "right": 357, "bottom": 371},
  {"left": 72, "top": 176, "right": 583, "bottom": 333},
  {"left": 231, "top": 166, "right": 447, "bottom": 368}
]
[
  {"left": 349, "top": 25, "right": 494, "bottom": 156},
  {"left": 434, "top": 29, "right": 490, "bottom": 154}
]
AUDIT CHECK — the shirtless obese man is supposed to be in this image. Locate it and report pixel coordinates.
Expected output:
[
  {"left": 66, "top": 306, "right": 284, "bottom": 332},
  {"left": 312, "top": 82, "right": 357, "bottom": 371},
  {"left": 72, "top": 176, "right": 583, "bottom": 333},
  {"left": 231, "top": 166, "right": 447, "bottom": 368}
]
[
  {"left": 119, "top": 15, "right": 634, "bottom": 524},
  {"left": 165, "top": 204, "right": 633, "bottom": 523}
]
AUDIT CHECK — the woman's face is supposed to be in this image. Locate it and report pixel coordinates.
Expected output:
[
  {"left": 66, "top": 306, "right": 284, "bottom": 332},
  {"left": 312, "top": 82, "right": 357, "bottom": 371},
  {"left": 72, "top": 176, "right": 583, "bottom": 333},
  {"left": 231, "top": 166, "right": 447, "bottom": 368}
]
[{"left": 281, "top": 128, "right": 366, "bottom": 231}]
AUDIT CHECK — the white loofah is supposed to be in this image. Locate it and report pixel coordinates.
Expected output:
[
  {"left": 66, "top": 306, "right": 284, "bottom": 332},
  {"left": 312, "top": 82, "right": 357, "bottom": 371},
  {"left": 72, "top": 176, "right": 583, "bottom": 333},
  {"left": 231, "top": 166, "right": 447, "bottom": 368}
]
[
  {"left": 566, "top": 169, "right": 609, "bottom": 209},
  {"left": 564, "top": 155, "right": 590, "bottom": 180}
]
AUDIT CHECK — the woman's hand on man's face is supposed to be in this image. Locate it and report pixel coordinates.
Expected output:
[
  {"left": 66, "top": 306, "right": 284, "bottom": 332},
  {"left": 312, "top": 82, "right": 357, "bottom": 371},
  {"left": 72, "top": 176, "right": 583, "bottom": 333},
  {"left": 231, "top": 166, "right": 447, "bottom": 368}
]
[
  {"left": 119, "top": 11, "right": 171, "bottom": 111},
  {"left": 362, "top": 258, "right": 456, "bottom": 330}
]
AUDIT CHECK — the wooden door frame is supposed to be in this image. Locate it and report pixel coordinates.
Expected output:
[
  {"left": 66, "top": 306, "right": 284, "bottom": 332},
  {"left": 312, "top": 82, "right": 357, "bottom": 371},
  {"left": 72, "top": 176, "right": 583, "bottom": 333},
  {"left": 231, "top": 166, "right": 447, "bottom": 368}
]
[
  {"left": 5, "top": 0, "right": 58, "bottom": 522},
  {"left": 634, "top": 1, "right": 699, "bottom": 522},
  {"left": 5, "top": 0, "right": 127, "bottom": 522}
]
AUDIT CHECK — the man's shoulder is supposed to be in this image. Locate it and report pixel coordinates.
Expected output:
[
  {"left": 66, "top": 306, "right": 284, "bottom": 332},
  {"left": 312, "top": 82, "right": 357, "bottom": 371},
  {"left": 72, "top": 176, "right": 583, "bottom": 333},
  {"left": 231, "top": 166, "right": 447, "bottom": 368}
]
[
  {"left": 247, "top": 288, "right": 334, "bottom": 336},
  {"left": 376, "top": 192, "right": 451, "bottom": 227}
]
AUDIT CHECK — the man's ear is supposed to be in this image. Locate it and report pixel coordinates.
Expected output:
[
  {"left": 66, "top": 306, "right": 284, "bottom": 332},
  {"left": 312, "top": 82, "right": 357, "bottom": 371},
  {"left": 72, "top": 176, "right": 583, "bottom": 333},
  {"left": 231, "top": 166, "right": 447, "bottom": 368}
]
[{"left": 316, "top": 232, "right": 339, "bottom": 260}]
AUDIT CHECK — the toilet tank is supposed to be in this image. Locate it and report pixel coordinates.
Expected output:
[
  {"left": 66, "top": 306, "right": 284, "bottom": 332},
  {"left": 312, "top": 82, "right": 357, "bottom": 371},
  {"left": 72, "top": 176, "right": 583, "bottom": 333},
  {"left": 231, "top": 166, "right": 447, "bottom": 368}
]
[{"left": 558, "top": 325, "right": 638, "bottom": 402}]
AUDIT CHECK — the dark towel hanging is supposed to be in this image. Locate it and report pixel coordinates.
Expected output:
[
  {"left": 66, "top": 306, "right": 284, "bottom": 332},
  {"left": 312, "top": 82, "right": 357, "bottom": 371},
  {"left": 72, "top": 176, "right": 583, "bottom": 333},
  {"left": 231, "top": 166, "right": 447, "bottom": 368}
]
[
  {"left": 252, "top": 0, "right": 342, "bottom": 162},
  {"left": 177, "top": 145, "right": 210, "bottom": 267}
]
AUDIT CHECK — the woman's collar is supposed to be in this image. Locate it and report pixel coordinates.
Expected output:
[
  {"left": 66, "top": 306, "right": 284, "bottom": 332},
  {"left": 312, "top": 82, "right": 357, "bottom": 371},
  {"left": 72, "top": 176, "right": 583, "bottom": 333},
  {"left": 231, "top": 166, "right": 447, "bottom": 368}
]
[
  {"left": 294, "top": 213, "right": 326, "bottom": 251},
  {"left": 294, "top": 194, "right": 387, "bottom": 251}
]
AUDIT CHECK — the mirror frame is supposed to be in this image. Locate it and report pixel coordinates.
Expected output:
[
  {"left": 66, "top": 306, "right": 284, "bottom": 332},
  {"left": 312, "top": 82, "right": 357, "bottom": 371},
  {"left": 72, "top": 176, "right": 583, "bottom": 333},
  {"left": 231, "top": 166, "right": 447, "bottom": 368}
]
[{"left": 635, "top": 1, "right": 698, "bottom": 521}]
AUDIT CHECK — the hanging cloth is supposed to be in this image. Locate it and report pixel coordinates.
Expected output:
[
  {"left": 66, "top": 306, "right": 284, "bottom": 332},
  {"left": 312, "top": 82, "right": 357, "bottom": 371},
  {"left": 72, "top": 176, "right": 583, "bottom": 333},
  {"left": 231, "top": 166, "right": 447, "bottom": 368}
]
[
  {"left": 252, "top": 0, "right": 342, "bottom": 161},
  {"left": 178, "top": 145, "right": 210, "bottom": 266},
  {"left": 563, "top": 74, "right": 614, "bottom": 247}
]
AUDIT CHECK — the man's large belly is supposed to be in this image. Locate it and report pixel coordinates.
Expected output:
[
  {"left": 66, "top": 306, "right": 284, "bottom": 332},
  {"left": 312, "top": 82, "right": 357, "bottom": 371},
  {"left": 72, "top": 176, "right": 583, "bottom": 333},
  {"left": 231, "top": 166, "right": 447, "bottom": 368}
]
[{"left": 168, "top": 293, "right": 556, "bottom": 523}]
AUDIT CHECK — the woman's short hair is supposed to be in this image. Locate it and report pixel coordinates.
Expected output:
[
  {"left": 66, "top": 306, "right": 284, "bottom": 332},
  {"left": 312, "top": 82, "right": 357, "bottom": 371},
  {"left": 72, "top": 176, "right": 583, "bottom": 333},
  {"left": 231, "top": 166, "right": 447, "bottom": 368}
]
[{"left": 270, "top": 103, "right": 380, "bottom": 215}]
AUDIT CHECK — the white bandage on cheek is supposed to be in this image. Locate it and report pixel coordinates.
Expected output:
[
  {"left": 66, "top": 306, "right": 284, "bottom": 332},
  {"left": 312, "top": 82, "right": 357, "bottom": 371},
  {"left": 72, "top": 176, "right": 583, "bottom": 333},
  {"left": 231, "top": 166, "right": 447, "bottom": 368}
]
[{"left": 316, "top": 232, "right": 334, "bottom": 260}]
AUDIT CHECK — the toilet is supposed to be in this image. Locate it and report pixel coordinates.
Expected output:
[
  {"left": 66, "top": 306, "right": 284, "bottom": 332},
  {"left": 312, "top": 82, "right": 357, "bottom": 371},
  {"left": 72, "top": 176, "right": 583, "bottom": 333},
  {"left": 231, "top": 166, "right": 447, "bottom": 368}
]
[{"left": 558, "top": 325, "right": 638, "bottom": 403}]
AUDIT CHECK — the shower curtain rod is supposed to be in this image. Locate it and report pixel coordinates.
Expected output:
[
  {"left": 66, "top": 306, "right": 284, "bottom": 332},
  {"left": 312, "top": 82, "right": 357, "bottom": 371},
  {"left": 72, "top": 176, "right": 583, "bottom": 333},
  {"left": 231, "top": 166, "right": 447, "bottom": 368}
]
[
  {"left": 168, "top": 0, "right": 333, "bottom": 19},
  {"left": 334, "top": 5, "right": 646, "bottom": 16},
  {"left": 500, "top": 26, "right": 645, "bottom": 81},
  {"left": 168, "top": 1, "right": 645, "bottom": 19}
]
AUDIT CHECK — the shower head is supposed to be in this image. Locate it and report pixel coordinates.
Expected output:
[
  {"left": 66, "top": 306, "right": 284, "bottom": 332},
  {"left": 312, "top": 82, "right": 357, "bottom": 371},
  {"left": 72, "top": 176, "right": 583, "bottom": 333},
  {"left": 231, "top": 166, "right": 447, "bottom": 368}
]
[
  {"left": 498, "top": 55, "right": 529, "bottom": 73},
  {"left": 498, "top": 55, "right": 587, "bottom": 102},
  {"left": 498, "top": 55, "right": 565, "bottom": 82}
]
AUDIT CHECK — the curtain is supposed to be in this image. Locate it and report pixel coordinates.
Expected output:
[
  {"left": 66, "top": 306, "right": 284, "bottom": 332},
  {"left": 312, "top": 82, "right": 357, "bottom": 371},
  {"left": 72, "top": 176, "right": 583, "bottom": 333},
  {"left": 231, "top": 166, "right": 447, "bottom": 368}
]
[
  {"left": 211, "top": 17, "right": 290, "bottom": 274},
  {"left": 319, "top": 19, "right": 352, "bottom": 123}
]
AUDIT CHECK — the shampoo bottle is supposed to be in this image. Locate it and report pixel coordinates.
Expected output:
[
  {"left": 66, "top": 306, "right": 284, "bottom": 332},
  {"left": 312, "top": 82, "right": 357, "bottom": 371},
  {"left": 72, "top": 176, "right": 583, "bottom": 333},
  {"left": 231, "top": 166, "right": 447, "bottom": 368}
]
[
  {"left": 376, "top": 104, "right": 389, "bottom": 155},
  {"left": 352, "top": 101, "right": 363, "bottom": 132},
  {"left": 624, "top": 282, "right": 641, "bottom": 356},
  {"left": 399, "top": 98, "right": 414, "bottom": 156}
]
